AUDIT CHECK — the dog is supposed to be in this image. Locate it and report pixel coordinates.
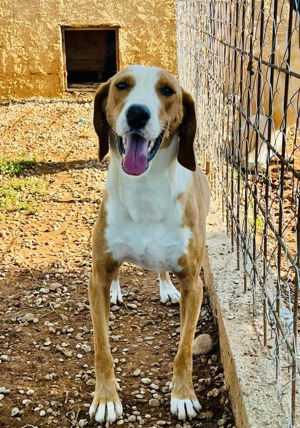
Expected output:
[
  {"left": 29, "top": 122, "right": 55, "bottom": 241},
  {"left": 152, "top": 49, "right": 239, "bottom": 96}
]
[
  {"left": 231, "top": 114, "right": 285, "bottom": 172},
  {"left": 88, "top": 65, "right": 210, "bottom": 424},
  {"left": 225, "top": 0, "right": 299, "bottom": 170}
]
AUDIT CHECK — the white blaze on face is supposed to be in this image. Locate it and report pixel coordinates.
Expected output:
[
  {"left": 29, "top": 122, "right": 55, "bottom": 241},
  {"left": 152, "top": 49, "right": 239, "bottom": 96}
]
[{"left": 115, "top": 65, "right": 162, "bottom": 140}]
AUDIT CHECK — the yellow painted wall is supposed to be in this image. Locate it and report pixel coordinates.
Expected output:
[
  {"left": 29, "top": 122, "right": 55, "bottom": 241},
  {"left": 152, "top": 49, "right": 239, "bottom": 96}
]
[{"left": 0, "top": 0, "right": 176, "bottom": 98}]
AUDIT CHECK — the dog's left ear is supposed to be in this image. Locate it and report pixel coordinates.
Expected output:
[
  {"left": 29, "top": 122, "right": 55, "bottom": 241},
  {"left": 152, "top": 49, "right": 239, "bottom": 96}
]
[
  {"left": 178, "top": 90, "right": 197, "bottom": 171},
  {"left": 93, "top": 79, "right": 111, "bottom": 162}
]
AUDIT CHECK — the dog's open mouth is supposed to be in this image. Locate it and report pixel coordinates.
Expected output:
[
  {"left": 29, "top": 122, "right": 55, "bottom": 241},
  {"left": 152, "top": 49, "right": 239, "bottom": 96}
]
[{"left": 118, "top": 132, "right": 163, "bottom": 176}]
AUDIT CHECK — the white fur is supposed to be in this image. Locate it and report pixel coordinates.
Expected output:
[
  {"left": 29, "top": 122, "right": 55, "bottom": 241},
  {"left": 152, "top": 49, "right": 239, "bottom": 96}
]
[
  {"left": 110, "top": 279, "right": 123, "bottom": 305},
  {"left": 159, "top": 274, "right": 181, "bottom": 304},
  {"left": 105, "top": 149, "right": 192, "bottom": 273},
  {"left": 171, "top": 397, "right": 202, "bottom": 420},
  {"left": 90, "top": 401, "right": 123, "bottom": 424},
  {"left": 111, "top": 274, "right": 181, "bottom": 306},
  {"left": 115, "top": 65, "right": 162, "bottom": 141}
]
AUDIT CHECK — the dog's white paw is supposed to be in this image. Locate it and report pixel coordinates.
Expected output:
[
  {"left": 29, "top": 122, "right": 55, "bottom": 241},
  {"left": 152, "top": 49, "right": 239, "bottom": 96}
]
[
  {"left": 170, "top": 396, "right": 202, "bottom": 421},
  {"left": 89, "top": 400, "right": 123, "bottom": 424},
  {"left": 110, "top": 279, "right": 123, "bottom": 305},
  {"left": 159, "top": 279, "right": 180, "bottom": 304}
]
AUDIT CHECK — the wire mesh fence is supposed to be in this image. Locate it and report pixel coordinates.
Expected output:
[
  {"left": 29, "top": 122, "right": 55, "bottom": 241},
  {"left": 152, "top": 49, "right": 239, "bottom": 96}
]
[{"left": 176, "top": 0, "right": 299, "bottom": 425}]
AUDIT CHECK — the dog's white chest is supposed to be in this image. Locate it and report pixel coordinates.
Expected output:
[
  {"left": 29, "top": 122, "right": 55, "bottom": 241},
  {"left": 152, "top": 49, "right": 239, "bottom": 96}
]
[
  {"left": 107, "top": 218, "right": 190, "bottom": 272},
  {"left": 104, "top": 162, "right": 192, "bottom": 272}
]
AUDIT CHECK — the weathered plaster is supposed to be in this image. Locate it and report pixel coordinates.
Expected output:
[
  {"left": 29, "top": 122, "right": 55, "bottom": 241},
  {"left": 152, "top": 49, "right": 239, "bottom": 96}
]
[{"left": 0, "top": 0, "right": 176, "bottom": 98}]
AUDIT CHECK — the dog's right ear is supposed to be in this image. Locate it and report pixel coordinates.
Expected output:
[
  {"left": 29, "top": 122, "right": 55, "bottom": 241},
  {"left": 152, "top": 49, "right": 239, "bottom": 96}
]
[{"left": 93, "top": 79, "right": 111, "bottom": 162}]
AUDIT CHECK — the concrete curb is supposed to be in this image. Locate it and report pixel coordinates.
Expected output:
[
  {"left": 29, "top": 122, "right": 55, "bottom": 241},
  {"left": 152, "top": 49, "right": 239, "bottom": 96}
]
[{"left": 202, "top": 202, "right": 291, "bottom": 428}]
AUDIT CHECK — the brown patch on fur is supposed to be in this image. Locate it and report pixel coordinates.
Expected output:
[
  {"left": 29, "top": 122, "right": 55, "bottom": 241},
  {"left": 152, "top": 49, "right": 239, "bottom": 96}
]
[
  {"left": 106, "top": 74, "right": 136, "bottom": 129},
  {"left": 155, "top": 70, "right": 197, "bottom": 171},
  {"left": 94, "top": 73, "right": 136, "bottom": 161},
  {"left": 156, "top": 71, "right": 184, "bottom": 146}
]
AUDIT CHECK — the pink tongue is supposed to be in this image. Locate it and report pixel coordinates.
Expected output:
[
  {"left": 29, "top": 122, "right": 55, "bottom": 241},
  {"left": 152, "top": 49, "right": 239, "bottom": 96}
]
[{"left": 123, "top": 134, "right": 149, "bottom": 175}]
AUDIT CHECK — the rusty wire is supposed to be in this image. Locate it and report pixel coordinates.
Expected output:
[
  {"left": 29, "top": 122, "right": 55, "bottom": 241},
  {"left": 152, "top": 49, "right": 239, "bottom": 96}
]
[{"left": 177, "top": 0, "right": 300, "bottom": 426}]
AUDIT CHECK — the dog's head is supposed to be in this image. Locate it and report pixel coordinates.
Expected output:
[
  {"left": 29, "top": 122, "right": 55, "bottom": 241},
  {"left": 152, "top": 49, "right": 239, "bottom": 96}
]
[{"left": 94, "top": 65, "right": 196, "bottom": 176}]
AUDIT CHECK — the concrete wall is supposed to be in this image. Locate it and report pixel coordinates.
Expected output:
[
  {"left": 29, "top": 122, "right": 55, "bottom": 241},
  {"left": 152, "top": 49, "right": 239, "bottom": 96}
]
[{"left": 0, "top": 0, "right": 176, "bottom": 98}]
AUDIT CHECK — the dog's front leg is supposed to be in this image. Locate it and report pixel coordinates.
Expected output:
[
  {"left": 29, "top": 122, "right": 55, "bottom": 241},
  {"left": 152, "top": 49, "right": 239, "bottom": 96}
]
[
  {"left": 171, "top": 272, "right": 203, "bottom": 421},
  {"left": 88, "top": 265, "right": 123, "bottom": 424}
]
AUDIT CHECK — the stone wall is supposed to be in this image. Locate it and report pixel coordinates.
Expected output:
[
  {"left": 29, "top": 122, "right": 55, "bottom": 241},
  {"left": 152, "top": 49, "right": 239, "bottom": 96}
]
[{"left": 0, "top": 0, "right": 176, "bottom": 98}]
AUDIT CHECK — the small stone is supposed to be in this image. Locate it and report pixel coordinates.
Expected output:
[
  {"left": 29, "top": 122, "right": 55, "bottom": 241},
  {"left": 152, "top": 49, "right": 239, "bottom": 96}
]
[
  {"left": 193, "top": 334, "right": 213, "bottom": 355},
  {"left": 36, "top": 297, "right": 43, "bottom": 306},
  {"left": 149, "top": 398, "right": 160, "bottom": 407},
  {"left": 157, "top": 421, "right": 167, "bottom": 426},
  {"left": 32, "top": 318, "right": 39, "bottom": 324},
  {"left": 111, "top": 305, "right": 120, "bottom": 312},
  {"left": 49, "top": 282, "right": 62, "bottom": 291},
  {"left": 135, "top": 394, "right": 144, "bottom": 399},
  {"left": 117, "top": 421, "right": 125, "bottom": 425},
  {"left": 0, "top": 387, "right": 10, "bottom": 394},
  {"left": 77, "top": 353, "right": 83, "bottom": 359},
  {"left": 40, "top": 410, "right": 46, "bottom": 416},
  {"left": 26, "top": 389, "right": 35, "bottom": 396},
  {"left": 141, "top": 378, "right": 151, "bottom": 385},
  {"left": 199, "top": 411, "right": 214, "bottom": 421},
  {"left": 207, "top": 388, "right": 220, "bottom": 398},
  {"left": 133, "top": 369, "right": 141, "bottom": 377},
  {"left": 217, "top": 419, "right": 226, "bottom": 426},
  {"left": 44, "top": 339, "right": 52, "bottom": 346},
  {"left": 0, "top": 394, "right": 4, "bottom": 400},
  {"left": 78, "top": 419, "right": 88, "bottom": 427},
  {"left": 127, "top": 303, "right": 137, "bottom": 309},
  {"left": 22, "top": 313, "right": 35, "bottom": 323},
  {"left": 227, "top": 314, "right": 235, "bottom": 320},
  {"left": 150, "top": 383, "right": 159, "bottom": 390},
  {"left": 81, "top": 344, "right": 91, "bottom": 353},
  {"left": 0, "top": 355, "right": 9, "bottom": 362},
  {"left": 39, "top": 287, "right": 50, "bottom": 294},
  {"left": 128, "top": 415, "right": 136, "bottom": 422},
  {"left": 11, "top": 407, "right": 20, "bottom": 417}
]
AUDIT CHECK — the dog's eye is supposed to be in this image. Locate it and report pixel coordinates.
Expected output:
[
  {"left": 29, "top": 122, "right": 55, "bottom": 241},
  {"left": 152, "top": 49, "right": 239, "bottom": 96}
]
[
  {"left": 159, "top": 86, "right": 175, "bottom": 97},
  {"left": 116, "top": 81, "right": 129, "bottom": 90}
]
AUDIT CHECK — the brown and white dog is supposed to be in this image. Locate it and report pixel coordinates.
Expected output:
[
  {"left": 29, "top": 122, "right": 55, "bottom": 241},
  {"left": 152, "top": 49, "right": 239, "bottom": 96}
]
[{"left": 89, "top": 65, "right": 210, "bottom": 424}]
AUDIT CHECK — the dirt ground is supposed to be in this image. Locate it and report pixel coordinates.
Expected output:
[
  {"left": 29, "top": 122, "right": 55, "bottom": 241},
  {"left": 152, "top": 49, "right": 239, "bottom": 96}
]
[{"left": 0, "top": 99, "right": 235, "bottom": 428}]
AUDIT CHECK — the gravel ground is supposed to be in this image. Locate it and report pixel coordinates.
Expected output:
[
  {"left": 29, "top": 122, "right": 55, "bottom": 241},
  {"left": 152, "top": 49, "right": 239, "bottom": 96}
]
[{"left": 0, "top": 99, "right": 235, "bottom": 428}]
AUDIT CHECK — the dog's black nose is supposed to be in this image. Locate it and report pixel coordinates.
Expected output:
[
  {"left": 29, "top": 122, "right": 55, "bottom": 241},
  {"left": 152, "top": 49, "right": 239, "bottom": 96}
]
[{"left": 126, "top": 104, "right": 151, "bottom": 130}]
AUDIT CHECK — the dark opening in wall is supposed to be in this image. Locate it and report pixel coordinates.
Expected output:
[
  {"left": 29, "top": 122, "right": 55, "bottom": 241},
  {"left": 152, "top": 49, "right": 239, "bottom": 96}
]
[{"left": 62, "top": 28, "right": 119, "bottom": 91}]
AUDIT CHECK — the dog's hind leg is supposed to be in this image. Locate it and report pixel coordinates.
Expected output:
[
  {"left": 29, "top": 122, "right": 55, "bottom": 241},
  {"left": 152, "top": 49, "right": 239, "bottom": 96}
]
[
  {"left": 110, "top": 270, "right": 123, "bottom": 305},
  {"left": 159, "top": 271, "right": 181, "bottom": 304}
]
